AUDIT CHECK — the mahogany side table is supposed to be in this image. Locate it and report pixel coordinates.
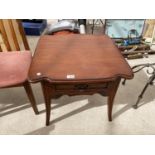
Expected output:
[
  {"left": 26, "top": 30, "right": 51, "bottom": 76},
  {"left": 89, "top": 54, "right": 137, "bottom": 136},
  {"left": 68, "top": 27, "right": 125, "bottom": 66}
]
[{"left": 29, "top": 34, "right": 133, "bottom": 126}]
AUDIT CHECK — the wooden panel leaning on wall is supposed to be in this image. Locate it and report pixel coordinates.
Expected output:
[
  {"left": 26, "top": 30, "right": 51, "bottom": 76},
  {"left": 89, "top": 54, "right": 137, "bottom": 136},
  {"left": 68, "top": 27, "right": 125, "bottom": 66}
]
[{"left": 143, "top": 19, "right": 155, "bottom": 38}]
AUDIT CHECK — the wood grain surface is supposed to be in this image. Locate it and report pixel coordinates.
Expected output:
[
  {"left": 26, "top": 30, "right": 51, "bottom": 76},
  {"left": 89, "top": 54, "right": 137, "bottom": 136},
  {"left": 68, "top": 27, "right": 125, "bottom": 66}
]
[{"left": 29, "top": 34, "right": 133, "bottom": 83}]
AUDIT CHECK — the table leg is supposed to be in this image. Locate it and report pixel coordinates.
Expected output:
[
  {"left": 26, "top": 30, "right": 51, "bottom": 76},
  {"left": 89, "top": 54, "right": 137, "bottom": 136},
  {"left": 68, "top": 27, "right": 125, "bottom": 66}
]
[
  {"left": 107, "top": 78, "right": 121, "bottom": 121},
  {"left": 92, "top": 19, "right": 95, "bottom": 34},
  {"left": 41, "top": 81, "right": 52, "bottom": 126},
  {"left": 23, "top": 81, "right": 39, "bottom": 114}
]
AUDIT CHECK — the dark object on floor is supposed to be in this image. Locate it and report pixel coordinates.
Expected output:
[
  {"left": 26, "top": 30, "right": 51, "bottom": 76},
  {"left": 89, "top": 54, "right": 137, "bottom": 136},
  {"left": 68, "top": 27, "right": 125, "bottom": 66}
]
[
  {"left": 116, "top": 40, "right": 151, "bottom": 58},
  {"left": 127, "top": 53, "right": 143, "bottom": 59},
  {"left": 22, "top": 19, "right": 47, "bottom": 36},
  {"left": 122, "top": 49, "right": 155, "bottom": 55},
  {"left": 119, "top": 44, "right": 150, "bottom": 51},
  {"left": 117, "top": 42, "right": 150, "bottom": 51},
  {"left": 122, "top": 63, "right": 155, "bottom": 109}
]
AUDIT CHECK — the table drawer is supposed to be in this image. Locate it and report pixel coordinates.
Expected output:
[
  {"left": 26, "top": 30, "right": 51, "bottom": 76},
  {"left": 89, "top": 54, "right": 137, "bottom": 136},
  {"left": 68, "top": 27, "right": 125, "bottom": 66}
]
[{"left": 55, "top": 83, "right": 108, "bottom": 91}]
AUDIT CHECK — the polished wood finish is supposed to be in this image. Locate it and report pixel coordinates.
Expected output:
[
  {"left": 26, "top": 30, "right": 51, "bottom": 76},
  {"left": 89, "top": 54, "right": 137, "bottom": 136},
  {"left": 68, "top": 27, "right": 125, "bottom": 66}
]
[
  {"left": 23, "top": 81, "right": 39, "bottom": 114},
  {"left": 17, "top": 19, "right": 30, "bottom": 50},
  {"left": 8, "top": 19, "right": 20, "bottom": 51},
  {"left": 41, "top": 81, "right": 52, "bottom": 125},
  {"left": 0, "top": 20, "right": 11, "bottom": 51},
  {"left": 0, "top": 19, "right": 30, "bottom": 51},
  {"left": 29, "top": 34, "right": 133, "bottom": 125},
  {"left": 107, "top": 78, "right": 121, "bottom": 121},
  {"left": 29, "top": 35, "right": 133, "bottom": 82}
]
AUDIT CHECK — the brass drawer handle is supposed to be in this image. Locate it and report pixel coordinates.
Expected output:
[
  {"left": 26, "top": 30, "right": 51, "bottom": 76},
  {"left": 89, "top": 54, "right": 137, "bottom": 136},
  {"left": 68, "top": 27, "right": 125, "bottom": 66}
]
[{"left": 74, "top": 84, "right": 88, "bottom": 90}]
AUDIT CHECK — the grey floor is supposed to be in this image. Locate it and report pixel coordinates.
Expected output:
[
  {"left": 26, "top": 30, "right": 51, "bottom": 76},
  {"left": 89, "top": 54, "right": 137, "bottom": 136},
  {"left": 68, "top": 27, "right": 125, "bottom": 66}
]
[{"left": 1, "top": 21, "right": 155, "bottom": 134}]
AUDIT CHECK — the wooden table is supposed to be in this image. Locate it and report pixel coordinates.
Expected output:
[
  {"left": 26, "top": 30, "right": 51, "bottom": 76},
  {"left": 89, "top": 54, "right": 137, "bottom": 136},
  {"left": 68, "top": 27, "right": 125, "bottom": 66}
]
[{"left": 29, "top": 34, "right": 133, "bottom": 126}]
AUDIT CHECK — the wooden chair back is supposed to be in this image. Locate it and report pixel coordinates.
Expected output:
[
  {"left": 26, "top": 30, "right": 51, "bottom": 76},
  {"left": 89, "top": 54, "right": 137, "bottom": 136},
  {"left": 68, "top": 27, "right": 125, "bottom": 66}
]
[{"left": 0, "top": 19, "right": 30, "bottom": 52}]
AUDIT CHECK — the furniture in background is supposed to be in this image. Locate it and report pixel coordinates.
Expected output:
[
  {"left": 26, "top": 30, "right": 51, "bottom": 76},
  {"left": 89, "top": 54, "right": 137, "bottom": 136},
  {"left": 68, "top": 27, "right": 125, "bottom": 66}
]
[
  {"left": 29, "top": 34, "right": 133, "bottom": 126},
  {"left": 46, "top": 19, "right": 79, "bottom": 35},
  {"left": 104, "top": 20, "right": 155, "bottom": 59},
  {"left": 105, "top": 19, "right": 145, "bottom": 38},
  {"left": 122, "top": 63, "right": 155, "bottom": 109},
  {"left": 0, "top": 19, "right": 39, "bottom": 114},
  {"left": 143, "top": 19, "right": 155, "bottom": 39},
  {"left": 91, "top": 19, "right": 105, "bottom": 34},
  {"left": 122, "top": 21, "right": 155, "bottom": 108},
  {"left": 78, "top": 19, "right": 86, "bottom": 34},
  {"left": 22, "top": 19, "right": 47, "bottom": 36}
]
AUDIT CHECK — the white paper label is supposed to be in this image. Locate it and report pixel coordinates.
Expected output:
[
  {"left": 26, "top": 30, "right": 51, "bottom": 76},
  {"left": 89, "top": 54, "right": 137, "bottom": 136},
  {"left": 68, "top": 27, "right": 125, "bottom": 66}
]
[
  {"left": 36, "top": 72, "right": 42, "bottom": 76},
  {"left": 66, "top": 74, "right": 75, "bottom": 79}
]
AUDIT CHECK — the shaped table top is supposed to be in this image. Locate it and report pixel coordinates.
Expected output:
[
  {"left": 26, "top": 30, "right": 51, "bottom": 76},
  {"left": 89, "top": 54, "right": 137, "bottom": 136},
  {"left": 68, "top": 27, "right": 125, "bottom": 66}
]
[{"left": 29, "top": 34, "right": 133, "bottom": 83}]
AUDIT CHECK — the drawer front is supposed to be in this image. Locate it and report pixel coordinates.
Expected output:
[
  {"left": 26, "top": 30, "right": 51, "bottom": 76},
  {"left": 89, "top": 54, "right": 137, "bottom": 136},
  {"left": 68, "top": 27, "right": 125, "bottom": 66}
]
[{"left": 55, "top": 83, "right": 108, "bottom": 91}]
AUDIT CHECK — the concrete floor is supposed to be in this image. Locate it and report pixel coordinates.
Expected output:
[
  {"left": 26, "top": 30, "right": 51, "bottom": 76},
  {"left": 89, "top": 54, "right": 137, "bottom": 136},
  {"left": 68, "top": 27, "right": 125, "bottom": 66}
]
[{"left": 1, "top": 21, "right": 155, "bottom": 134}]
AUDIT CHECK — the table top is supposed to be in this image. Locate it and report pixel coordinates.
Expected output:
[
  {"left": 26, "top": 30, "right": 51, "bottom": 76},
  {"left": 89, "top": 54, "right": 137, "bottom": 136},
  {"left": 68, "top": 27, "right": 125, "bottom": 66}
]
[{"left": 29, "top": 34, "right": 133, "bottom": 83}]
